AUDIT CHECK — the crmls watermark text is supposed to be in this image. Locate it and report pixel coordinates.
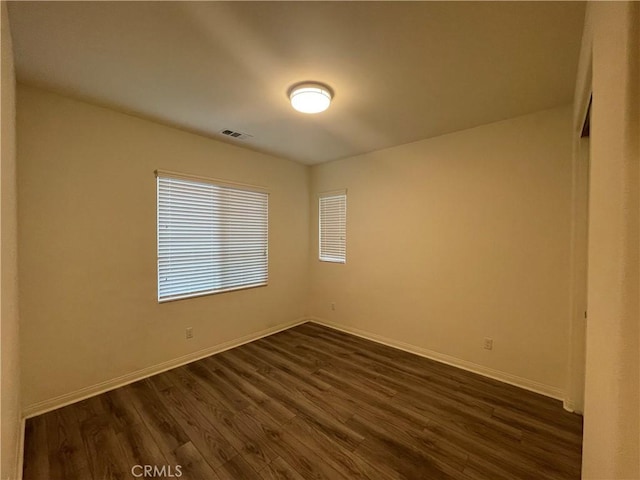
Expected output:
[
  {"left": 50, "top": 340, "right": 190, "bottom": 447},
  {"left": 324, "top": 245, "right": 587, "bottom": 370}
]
[{"left": 131, "top": 465, "right": 183, "bottom": 478}]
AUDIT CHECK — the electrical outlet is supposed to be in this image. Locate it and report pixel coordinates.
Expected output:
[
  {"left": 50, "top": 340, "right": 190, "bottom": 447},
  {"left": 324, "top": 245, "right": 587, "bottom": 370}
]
[
  {"left": 186, "top": 327, "right": 193, "bottom": 339},
  {"left": 331, "top": 302, "right": 336, "bottom": 311},
  {"left": 483, "top": 337, "right": 493, "bottom": 350}
]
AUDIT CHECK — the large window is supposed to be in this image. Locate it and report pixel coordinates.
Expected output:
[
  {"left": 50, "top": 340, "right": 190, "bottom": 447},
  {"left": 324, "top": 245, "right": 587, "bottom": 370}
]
[
  {"left": 157, "top": 171, "right": 268, "bottom": 302},
  {"left": 319, "top": 191, "right": 347, "bottom": 263}
]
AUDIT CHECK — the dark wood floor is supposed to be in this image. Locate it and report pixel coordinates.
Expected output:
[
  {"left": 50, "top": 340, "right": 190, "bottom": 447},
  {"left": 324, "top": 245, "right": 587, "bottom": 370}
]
[{"left": 22, "top": 322, "right": 583, "bottom": 480}]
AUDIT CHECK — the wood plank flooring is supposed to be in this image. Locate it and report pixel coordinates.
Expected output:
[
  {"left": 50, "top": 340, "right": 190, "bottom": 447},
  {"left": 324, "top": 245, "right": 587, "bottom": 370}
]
[{"left": 22, "top": 322, "right": 583, "bottom": 480}]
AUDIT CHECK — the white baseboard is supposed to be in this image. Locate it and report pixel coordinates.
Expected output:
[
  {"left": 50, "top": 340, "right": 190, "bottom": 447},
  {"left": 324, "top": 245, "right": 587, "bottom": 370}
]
[
  {"left": 309, "top": 317, "right": 565, "bottom": 401},
  {"left": 22, "top": 317, "right": 309, "bottom": 419},
  {"left": 563, "top": 399, "right": 583, "bottom": 414},
  {"left": 15, "top": 416, "right": 25, "bottom": 480}
]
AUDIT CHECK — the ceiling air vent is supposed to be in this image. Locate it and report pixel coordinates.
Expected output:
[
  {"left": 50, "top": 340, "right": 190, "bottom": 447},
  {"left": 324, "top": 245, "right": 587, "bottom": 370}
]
[{"left": 220, "top": 129, "right": 253, "bottom": 141}]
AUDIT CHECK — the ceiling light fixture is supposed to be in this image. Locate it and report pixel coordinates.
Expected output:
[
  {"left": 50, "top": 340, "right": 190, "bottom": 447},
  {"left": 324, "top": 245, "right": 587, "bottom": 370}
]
[{"left": 289, "top": 82, "right": 333, "bottom": 114}]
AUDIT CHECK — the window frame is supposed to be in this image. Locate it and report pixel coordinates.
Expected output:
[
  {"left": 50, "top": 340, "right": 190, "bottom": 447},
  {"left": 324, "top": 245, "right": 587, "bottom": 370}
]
[
  {"left": 156, "top": 170, "right": 269, "bottom": 303},
  {"left": 318, "top": 190, "right": 347, "bottom": 264}
]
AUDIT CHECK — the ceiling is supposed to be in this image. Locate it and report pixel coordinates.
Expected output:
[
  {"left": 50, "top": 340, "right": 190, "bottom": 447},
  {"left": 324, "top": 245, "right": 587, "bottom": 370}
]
[{"left": 8, "top": 1, "right": 585, "bottom": 165}]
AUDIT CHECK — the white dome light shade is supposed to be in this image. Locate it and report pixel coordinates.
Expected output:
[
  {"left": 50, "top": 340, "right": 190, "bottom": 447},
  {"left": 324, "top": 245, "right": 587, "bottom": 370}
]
[{"left": 289, "top": 83, "right": 332, "bottom": 114}]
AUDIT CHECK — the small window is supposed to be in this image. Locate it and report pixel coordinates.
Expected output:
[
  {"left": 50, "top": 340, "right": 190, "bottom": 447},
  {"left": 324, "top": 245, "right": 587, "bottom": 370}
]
[
  {"left": 157, "top": 171, "right": 268, "bottom": 302},
  {"left": 319, "top": 191, "right": 347, "bottom": 263}
]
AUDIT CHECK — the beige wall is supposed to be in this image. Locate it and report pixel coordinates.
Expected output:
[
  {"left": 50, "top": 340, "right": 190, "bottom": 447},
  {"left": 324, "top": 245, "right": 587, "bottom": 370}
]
[
  {"left": 580, "top": 2, "right": 639, "bottom": 478},
  {"left": 309, "top": 106, "right": 573, "bottom": 397},
  {"left": 0, "top": 2, "right": 21, "bottom": 479},
  {"left": 17, "top": 85, "right": 309, "bottom": 412}
]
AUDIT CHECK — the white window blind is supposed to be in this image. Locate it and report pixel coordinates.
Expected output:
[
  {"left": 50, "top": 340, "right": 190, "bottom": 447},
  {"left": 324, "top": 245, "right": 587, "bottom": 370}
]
[
  {"left": 319, "top": 191, "right": 347, "bottom": 263},
  {"left": 157, "top": 171, "right": 268, "bottom": 302}
]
